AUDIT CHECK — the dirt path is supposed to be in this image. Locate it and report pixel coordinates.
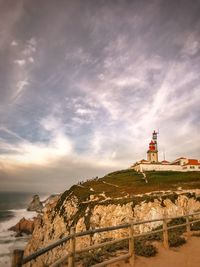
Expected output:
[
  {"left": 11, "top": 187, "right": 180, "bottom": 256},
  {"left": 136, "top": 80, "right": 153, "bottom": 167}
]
[{"left": 108, "top": 237, "right": 200, "bottom": 267}]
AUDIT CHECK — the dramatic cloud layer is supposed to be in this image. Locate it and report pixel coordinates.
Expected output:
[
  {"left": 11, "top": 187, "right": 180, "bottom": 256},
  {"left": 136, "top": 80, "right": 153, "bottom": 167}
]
[{"left": 0, "top": 0, "right": 200, "bottom": 192}]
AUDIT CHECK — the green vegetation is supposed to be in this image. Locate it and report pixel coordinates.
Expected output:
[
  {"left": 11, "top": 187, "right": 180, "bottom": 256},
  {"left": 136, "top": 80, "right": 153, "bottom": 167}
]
[
  {"left": 135, "top": 240, "right": 157, "bottom": 256},
  {"left": 55, "top": 169, "right": 200, "bottom": 209},
  {"left": 87, "top": 170, "right": 200, "bottom": 201},
  {"left": 146, "top": 217, "right": 188, "bottom": 248},
  {"left": 52, "top": 169, "right": 200, "bottom": 230},
  {"left": 168, "top": 232, "right": 186, "bottom": 247},
  {"left": 167, "top": 218, "right": 186, "bottom": 248},
  {"left": 191, "top": 221, "right": 200, "bottom": 231},
  {"left": 77, "top": 238, "right": 157, "bottom": 267},
  {"left": 76, "top": 214, "right": 195, "bottom": 267},
  {"left": 142, "top": 216, "right": 200, "bottom": 248},
  {"left": 168, "top": 217, "right": 186, "bottom": 234},
  {"left": 101, "top": 170, "right": 200, "bottom": 197},
  {"left": 100, "top": 238, "right": 157, "bottom": 257},
  {"left": 192, "top": 232, "right": 200, "bottom": 237}
]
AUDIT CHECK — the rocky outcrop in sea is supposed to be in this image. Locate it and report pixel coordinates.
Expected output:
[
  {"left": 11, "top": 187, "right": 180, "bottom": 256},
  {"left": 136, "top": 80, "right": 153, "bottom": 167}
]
[
  {"left": 9, "top": 217, "right": 35, "bottom": 236},
  {"left": 27, "top": 195, "right": 43, "bottom": 212}
]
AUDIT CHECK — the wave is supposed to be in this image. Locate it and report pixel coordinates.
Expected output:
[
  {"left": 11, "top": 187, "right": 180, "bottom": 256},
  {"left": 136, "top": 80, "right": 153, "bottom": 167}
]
[
  {"left": 0, "top": 192, "right": 52, "bottom": 267},
  {"left": 0, "top": 209, "right": 37, "bottom": 267},
  {"left": 0, "top": 209, "right": 37, "bottom": 232}
]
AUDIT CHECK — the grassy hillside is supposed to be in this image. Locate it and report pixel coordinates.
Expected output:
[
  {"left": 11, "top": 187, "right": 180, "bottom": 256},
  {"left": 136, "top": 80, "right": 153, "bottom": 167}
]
[
  {"left": 54, "top": 169, "right": 200, "bottom": 228},
  {"left": 58, "top": 169, "right": 200, "bottom": 206}
]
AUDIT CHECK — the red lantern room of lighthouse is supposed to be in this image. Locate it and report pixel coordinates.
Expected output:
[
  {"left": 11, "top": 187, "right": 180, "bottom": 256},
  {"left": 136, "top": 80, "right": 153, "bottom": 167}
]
[{"left": 149, "top": 140, "right": 156, "bottom": 151}]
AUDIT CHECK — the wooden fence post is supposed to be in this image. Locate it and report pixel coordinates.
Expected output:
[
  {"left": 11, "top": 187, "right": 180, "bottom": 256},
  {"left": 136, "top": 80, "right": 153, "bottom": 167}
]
[
  {"left": 128, "top": 221, "right": 135, "bottom": 267},
  {"left": 186, "top": 214, "right": 191, "bottom": 238},
  {"left": 68, "top": 227, "right": 76, "bottom": 267},
  {"left": 163, "top": 217, "right": 169, "bottom": 249},
  {"left": 11, "top": 249, "right": 24, "bottom": 267}
]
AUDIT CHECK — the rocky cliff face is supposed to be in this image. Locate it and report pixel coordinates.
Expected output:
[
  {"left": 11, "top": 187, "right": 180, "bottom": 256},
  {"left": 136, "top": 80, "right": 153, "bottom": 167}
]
[{"left": 24, "top": 188, "right": 200, "bottom": 267}]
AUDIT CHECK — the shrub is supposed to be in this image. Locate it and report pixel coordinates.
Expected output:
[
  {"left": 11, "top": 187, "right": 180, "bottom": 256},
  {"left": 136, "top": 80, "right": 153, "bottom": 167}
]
[
  {"left": 144, "top": 232, "right": 162, "bottom": 241},
  {"left": 192, "top": 232, "right": 200, "bottom": 237},
  {"left": 81, "top": 251, "right": 104, "bottom": 267},
  {"left": 143, "top": 218, "right": 187, "bottom": 248},
  {"left": 104, "top": 239, "right": 128, "bottom": 253},
  {"left": 104, "top": 238, "right": 157, "bottom": 257},
  {"left": 191, "top": 221, "right": 200, "bottom": 231},
  {"left": 168, "top": 217, "right": 186, "bottom": 235},
  {"left": 77, "top": 238, "right": 157, "bottom": 266},
  {"left": 135, "top": 239, "right": 157, "bottom": 257},
  {"left": 168, "top": 232, "right": 186, "bottom": 247},
  {"left": 168, "top": 217, "right": 186, "bottom": 226}
]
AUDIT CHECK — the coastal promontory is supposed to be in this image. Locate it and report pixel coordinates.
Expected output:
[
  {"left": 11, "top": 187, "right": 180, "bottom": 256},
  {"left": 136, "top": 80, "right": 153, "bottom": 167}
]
[{"left": 23, "top": 169, "right": 200, "bottom": 266}]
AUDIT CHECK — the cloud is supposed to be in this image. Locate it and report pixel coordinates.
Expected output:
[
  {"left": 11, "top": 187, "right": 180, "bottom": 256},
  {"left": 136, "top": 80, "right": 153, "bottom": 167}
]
[
  {"left": 0, "top": 131, "right": 73, "bottom": 167},
  {"left": 23, "top": 38, "right": 37, "bottom": 56},
  {"left": 65, "top": 47, "right": 94, "bottom": 64},
  {"left": 13, "top": 37, "right": 37, "bottom": 67},
  {"left": 0, "top": 127, "right": 25, "bottom": 142},
  {"left": 40, "top": 115, "right": 62, "bottom": 132},
  {"left": 11, "top": 37, "right": 37, "bottom": 102},
  {"left": 181, "top": 33, "right": 200, "bottom": 56},
  {"left": 1, "top": 0, "right": 200, "bottom": 192},
  {"left": 0, "top": 1, "right": 23, "bottom": 50},
  {"left": 76, "top": 108, "right": 94, "bottom": 116},
  {"left": 16, "top": 79, "right": 29, "bottom": 92},
  {"left": 11, "top": 40, "right": 18, "bottom": 46},
  {"left": 28, "top": 57, "right": 34, "bottom": 63},
  {"left": 14, "top": 59, "right": 26, "bottom": 66},
  {"left": 11, "top": 134, "right": 72, "bottom": 165},
  {"left": 11, "top": 78, "right": 29, "bottom": 102}
]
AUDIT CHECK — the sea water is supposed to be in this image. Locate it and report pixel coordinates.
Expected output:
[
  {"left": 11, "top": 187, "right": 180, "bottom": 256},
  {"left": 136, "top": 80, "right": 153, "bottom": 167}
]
[{"left": 0, "top": 192, "right": 45, "bottom": 267}]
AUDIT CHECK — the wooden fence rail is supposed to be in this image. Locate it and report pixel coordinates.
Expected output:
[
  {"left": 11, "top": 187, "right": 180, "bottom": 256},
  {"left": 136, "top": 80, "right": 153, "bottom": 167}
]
[{"left": 12, "top": 211, "right": 200, "bottom": 267}]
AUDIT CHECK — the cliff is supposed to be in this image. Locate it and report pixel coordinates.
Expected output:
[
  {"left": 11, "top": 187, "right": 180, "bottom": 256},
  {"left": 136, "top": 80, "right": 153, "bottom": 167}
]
[{"left": 24, "top": 170, "right": 200, "bottom": 266}]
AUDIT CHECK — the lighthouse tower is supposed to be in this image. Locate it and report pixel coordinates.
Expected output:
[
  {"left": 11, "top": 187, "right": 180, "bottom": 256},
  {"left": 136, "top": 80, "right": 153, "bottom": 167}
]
[{"left": 147, "top": 130, "right": 158, "bottom": 163}]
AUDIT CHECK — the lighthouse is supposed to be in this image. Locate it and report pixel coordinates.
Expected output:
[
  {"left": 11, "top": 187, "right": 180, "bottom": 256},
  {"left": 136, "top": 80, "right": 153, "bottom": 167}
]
[
  {"left": 147, "top": 130, "right": 158, "bottom": 163},
  {"left": 131, "top": 131, "right": 200, "bottom": 172}
]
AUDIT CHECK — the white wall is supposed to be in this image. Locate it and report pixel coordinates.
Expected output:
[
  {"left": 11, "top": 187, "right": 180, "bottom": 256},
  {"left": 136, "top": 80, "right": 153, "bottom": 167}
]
[
  {"left": 132, "top": 164, "right": 200, "bottom": 172},
  {"left": 182, "top": 165, "right": 200, "bottom": 171}
]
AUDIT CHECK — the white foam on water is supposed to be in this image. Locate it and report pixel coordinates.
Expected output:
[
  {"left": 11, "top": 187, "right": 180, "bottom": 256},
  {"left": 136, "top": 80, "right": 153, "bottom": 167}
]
[{"left": 0, "top": 209, "right": 37, "bottom": 267}]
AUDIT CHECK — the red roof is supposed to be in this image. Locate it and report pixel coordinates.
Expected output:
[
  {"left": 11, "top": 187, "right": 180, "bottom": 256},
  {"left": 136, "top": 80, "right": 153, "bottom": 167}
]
[
  {"left": 161, "top": 160, "right": 169, "bottom": 163},
  {"left": 184, "top": 159, "right": 200, "bottom": 166}
]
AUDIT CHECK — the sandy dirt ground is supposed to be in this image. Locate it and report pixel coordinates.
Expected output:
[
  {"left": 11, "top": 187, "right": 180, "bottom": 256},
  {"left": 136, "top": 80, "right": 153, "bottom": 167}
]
[{"left": 108, "top": 236, "right": 200, "bottom": 267}]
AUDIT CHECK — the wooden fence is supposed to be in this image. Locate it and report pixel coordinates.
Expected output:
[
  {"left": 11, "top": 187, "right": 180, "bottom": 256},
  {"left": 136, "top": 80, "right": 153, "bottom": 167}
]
[{"left": 12, "top": 211, "right": 200, "bottom": 267}]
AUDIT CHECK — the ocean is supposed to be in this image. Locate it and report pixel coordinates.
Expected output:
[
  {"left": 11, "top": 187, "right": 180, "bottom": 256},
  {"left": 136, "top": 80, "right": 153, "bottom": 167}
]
[{"left": 0, "top": 192, "right": 46, "bottom": 267}]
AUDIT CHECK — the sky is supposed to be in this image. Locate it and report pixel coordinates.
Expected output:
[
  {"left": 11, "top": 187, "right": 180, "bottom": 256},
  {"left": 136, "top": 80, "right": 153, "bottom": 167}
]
[{"left": 0, "top": 0, "right": 200, "bottom": 193}]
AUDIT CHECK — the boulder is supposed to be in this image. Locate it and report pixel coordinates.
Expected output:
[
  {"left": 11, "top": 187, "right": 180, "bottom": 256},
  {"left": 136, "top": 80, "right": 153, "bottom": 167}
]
[
  {"left": 9, "top": 217, "right": 35, "bottom": 236},
  {"left": 27, "top": 194, "right": 43, "bottom": 212}
]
